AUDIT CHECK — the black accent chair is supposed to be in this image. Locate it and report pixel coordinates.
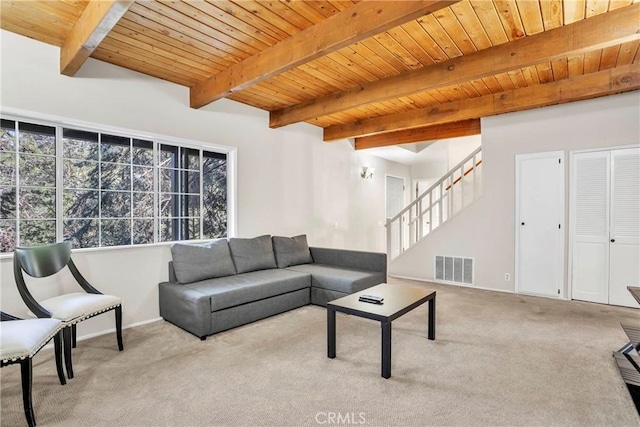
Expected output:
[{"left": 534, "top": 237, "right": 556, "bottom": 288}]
[
  {"left": 0, "top": 312, "right": 66, "bottom": 427},
  {"left": 13, "top": 241, "right": 124, "bottom": 379}
]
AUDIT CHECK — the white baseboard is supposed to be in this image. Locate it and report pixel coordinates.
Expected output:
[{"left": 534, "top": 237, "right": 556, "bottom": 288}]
[
  {"left": 77, "top": 317, "right": 163, "bottom": 342},
  {"left": 388, "top": 274, "right": 514, "bottom": 294},
  {"left": 41, "top": 317, "right": 163, "bottom": 350}
]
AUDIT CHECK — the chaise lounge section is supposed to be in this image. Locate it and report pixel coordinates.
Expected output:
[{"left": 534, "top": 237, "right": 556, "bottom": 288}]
[{"left": 158, "top": 235, "right": 386, "bottom": 339}]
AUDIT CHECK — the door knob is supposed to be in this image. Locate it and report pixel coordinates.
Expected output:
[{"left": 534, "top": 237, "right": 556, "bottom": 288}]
[
  {"left": 611, "top": 239, "right": 615, "bottom": 243},
  {"left": 521, "top": 222, "right": 525, "bottom": 225}
]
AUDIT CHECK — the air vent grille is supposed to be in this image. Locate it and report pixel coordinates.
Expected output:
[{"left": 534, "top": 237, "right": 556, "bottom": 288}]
[{"left": 435, "top": 256, "right": 473, "bottom": 285}]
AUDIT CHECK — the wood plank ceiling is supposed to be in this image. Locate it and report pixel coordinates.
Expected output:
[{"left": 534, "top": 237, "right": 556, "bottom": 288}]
[{"left": 1, "top": 0, "right": 639, "bottom": 149}]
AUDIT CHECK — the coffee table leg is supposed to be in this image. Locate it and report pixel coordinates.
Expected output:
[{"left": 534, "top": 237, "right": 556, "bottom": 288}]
[
  {"left": 428, "top": 294, "right": 436, "bottom": 340},
  {"left": 381, "top": 321, "right": 391, "bottom": 379},
  {"left": 328, "top": 307, "right": 336, "bottom": 359}
]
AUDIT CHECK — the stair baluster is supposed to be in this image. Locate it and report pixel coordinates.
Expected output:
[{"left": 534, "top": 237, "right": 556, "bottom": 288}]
[{"left": 386, "top": 146, "right": 483, "bottom": 263}]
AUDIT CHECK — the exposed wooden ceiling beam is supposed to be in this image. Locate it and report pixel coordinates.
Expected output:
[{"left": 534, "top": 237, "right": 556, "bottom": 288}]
[
  {"left": 272, "top": 3, "right": 640, "bottom": 128},
  {"left": 190, "top": 0, "right": 459, "bottom": 109},
  {"left": 60, "top": 0, "right": 133, "bottom": 76},
  {"left": 324, "top": 63, "right": 640, "bottom": 141},
  {"left": 354, "top": 119, "right": 480, "bottom": 150}
]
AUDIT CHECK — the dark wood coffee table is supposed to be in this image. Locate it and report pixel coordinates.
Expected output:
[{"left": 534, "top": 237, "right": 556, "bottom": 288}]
[{"left": 327, "top": 283, "right": 436, "bottom": 379}]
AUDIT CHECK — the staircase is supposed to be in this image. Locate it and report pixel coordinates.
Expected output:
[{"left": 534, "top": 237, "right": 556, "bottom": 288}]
[{"left": 386, "top": 146, "right": 483, "bottom": 262}]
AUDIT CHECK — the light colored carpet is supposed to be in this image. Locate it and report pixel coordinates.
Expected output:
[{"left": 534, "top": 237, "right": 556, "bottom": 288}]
[{"left": 1, "top": 277, "right": 639, "bottom": 426}]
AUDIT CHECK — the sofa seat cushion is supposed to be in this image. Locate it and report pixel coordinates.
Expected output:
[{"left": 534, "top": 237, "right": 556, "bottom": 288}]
[
  {"left": 183, "top": 269, "right": 311, "bottom": 312},
  {"left": 285, "top": 264, "right": 385, "bottom": 294}
]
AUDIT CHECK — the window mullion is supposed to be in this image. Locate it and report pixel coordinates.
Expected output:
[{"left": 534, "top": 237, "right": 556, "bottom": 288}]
[
  {"left": 153, "top": 141, "right": 159, "bottom": 244},
  {"left": 98, "top": 133, "right": 102, "bottom": 247},
  {"left": 175, "top": 147, "right": 181, "bottom": 241},
  {"left": 13, "top": 120, "right": 20, "bottom": 246},
  {"left": 129, "top": 137, "right": 134, "bottom": 246},
  {"left": 200, "top": 150, "right": 204, "bottom": 240},
  {"left": 55, "top": 125, "right": 63, "bottom": 243}
]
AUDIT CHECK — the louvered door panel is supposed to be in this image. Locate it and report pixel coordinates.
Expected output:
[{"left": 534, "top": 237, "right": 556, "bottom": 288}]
[
  {"left": 611, "top": 148, "right": 640, "bottom": 238},
  {"left": 571, "top": 151, "right": 610, "bottom": 304},
  {"left": 609, "top": 147, "right": 640, "bottom": 307}
]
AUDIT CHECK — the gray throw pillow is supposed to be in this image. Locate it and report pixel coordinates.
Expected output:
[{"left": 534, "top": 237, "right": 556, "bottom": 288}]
[
  {"left": 171, "top": 239, "right": 236, "bottom": 284},
  {"left": 228, "top": 235, "right": 277, "bottom": 273},
  {"left": 272, "top": 235, "right": 313, "bottom": 268}
]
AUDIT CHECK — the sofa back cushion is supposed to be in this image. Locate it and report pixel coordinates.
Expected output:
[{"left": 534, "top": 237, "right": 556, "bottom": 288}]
[
  {"left": 171, "top": 239, "right": 236, "bottom": 284},
  {"left": 228, "top": 235, "right": 277, "bottom": 273},
  {"left": 272, "top": 235, "right": 313, "bottom": 268}
]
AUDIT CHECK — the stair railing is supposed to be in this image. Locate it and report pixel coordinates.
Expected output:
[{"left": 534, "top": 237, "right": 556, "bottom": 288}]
[{"left": 386, "top": 146, "right": 483, "bottom": 261}]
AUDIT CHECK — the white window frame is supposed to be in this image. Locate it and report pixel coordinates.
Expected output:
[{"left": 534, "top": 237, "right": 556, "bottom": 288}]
[{"left": 0, "top": 110, "right": 237, "bottom": 257}]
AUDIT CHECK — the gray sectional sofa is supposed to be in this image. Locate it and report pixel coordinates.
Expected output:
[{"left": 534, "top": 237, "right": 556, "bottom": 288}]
[{"left": 158, "top": 235, "right": 386, "bottom": 339}]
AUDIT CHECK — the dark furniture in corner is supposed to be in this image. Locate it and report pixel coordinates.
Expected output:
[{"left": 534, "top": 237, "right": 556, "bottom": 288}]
[
  {"left": 0, "top": 312, "right": 65, "bottom": 427},
  {"left": 327, "top": 283, "right": 436, "bottom": 379},
  {"left": 13, "top": 241, "right": 124, "bottom": 379},
  {"left": 614, "top": 286, "right": 640, "bottom": 414}
]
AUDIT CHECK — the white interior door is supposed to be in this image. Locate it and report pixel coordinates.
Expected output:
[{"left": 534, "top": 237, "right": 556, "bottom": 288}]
[
  {"left": 516, "top": 151, "right": 564, "bottom": 298},
  {"left": 386, "top": 176, "right": 405, "bottom": 257},
  {"left": 570, "top": 151, "right": 610, "bottom": 303},
  {"left": 609, "top": 147, "right": 640, "bottom": 307}
]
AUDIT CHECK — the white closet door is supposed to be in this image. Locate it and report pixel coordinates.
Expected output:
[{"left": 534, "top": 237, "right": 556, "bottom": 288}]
[
  {"left": 386, "top": 176, "right": 405, "bottom": 258},
  {"left": 571, "top": 151, "right": 610, "bottom": 304},
  {"left": 609, "top": 147, "right": 640, "bottom": 307}
]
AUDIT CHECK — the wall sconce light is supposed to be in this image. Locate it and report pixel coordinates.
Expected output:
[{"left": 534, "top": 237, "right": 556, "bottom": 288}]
[{"left": 360, "top": 166, "right": 375, "bottom": 179}]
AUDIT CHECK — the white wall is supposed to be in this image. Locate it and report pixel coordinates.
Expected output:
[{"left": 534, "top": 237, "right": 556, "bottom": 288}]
[
  {"left": 390, "top": 91, "right": 640, "bottom": 294},
  {"left": 0, "top": 30, "right": 410, "bottom": 337}
]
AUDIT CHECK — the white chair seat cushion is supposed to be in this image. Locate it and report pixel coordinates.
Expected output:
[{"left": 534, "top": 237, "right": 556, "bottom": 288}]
[
  {"left": 38, "top": 293, "right": 122, "bottom": 323},
  {"left": 1, "top": 318, "right": 62, "bottom": 362}
]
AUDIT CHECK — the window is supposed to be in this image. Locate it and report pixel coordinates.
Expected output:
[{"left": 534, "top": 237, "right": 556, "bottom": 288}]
[
  {"left": 0, "top": 117, "right": 229, "bottom": 252},
  {"left": 157, "top": 145, "right": 227, "bottom": 242},
  {"left": 1, "top": 119, "right": 57, "bottom": 251},
  {"left": 62, "top": 129, "right": 156, "bottom": 247}
]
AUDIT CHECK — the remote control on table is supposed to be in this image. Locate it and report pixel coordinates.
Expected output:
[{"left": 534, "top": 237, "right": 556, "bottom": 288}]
[{"left": 359, "top": 295, "right": 384, "bottom": 304}]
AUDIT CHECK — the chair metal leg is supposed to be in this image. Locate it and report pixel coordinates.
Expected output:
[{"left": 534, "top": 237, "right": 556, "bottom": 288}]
[
  {"left": 71, "top": 324, "right": 77, "bottom": 349},
  {"left": 20, "top": 359, "right": 35, "bottom": 427},
  {"left": 62, "top": 327, "right": 74, "bottom": 379},
  {"left": 53, "top": 332, "right": 66, "bottom": 385},
  {"left": 115, "top": 306, "right": 123, "bottom": 351}
]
